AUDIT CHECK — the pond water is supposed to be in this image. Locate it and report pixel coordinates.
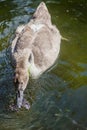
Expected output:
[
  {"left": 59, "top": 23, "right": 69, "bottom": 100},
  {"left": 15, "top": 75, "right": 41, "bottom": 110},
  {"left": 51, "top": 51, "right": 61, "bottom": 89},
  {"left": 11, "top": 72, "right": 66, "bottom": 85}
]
[{"left": 0, "top": 0, "right": 87, "bottom": 130}]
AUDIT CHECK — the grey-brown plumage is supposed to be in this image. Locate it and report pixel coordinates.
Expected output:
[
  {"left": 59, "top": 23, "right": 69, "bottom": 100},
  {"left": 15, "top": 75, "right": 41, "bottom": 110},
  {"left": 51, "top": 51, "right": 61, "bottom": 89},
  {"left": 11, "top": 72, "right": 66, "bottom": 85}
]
[{"left": 10, "top": 2, "right": 61, "bottom": 109}]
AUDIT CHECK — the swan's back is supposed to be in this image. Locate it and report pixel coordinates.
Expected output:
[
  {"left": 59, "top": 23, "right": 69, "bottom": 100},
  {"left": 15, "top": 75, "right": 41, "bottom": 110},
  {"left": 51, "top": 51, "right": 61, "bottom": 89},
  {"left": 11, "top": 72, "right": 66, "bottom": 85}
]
[{"left": 11, "top": 2, "right": 61, "bottom": 78}]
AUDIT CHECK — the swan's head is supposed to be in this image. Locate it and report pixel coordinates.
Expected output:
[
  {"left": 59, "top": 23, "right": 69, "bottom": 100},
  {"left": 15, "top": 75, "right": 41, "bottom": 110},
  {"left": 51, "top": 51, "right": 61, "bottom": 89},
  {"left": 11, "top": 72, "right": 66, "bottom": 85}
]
[
  {"left": 14, "top": 68, "right": 29, "bottom": 108},
  {"left": 14, "top": 50, "right": 33, "bottom": 91},
  {"left": 14, "top": 68, "right": 29, "bottom": 91}
]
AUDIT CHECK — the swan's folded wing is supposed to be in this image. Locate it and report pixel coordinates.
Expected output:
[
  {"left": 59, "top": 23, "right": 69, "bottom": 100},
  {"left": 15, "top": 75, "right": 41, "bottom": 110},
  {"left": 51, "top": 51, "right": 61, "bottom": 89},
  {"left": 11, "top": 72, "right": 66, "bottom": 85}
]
[{"left": 13, "top": 26, "right": 34, "bottom": 52}]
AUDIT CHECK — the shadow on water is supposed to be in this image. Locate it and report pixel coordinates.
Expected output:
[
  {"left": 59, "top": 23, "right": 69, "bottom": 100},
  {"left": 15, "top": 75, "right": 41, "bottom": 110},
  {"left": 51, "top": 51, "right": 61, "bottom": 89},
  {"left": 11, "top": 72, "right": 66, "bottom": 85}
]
[{"left": 0, "top": 0, "right": 87, "bottom": 130}]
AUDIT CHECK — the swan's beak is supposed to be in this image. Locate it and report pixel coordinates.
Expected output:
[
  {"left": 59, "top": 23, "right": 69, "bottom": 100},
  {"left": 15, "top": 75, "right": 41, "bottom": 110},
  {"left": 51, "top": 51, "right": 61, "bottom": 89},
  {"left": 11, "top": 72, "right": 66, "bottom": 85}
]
[
  {"left": 14, "top": 81, "right": 25, "bottom": 108},
  {"left": 15, "top": 81, "right": 28, "bottom": 108},
  {"left": 16, "top": 89, "right": 24, "bottom": 108}
]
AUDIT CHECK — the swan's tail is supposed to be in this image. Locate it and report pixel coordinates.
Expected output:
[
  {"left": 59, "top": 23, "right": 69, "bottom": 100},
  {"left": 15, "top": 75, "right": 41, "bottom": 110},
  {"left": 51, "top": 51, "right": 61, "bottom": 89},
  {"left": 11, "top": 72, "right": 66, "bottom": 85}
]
[{"left": 32, "top": 2, "right": 51, "bottom": 25}]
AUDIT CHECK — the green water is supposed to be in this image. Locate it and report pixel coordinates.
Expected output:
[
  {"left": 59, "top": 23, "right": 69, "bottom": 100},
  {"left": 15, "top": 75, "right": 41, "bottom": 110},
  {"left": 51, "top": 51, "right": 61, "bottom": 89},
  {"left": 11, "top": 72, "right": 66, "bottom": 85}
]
[{"left": 0, "top": 0, "right": 87, "bottom": 130}]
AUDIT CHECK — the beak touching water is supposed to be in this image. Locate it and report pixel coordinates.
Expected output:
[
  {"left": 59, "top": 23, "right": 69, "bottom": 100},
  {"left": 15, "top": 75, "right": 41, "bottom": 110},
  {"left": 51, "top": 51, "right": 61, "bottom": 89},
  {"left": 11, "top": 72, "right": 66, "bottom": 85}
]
[
  {"left": 14, "top": 79, "right": 25, "bottom": 108},
  {"left": 16, "top": 89, "right": 24, "bottom": 108},
  {"left": 14, "top": 68, "right": 29, "bottom": 109}
]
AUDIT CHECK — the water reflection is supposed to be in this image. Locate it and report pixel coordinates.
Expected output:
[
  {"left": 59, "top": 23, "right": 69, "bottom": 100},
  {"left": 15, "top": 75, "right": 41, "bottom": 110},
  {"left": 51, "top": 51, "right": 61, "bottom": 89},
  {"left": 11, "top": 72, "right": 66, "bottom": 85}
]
[{"left": 0, "top": 0, "right": 87, "bottom": 130}]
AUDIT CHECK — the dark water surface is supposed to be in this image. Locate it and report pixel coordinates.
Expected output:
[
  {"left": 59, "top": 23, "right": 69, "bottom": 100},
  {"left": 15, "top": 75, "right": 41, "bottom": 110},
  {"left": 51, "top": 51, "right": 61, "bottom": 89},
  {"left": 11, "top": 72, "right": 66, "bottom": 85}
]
[{"left": 0, "top": 0, "right": 87, "bottom": 130}]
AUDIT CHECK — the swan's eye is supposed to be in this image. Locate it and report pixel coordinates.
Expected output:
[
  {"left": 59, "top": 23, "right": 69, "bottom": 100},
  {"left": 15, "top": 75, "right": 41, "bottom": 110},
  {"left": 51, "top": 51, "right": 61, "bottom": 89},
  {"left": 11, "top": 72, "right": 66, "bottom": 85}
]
[
  {"left": 28, "top": 54, "right": 32, "bottom": 63},
  {"left": 20, "top": 81, "right": 23, "bottom": 85}
]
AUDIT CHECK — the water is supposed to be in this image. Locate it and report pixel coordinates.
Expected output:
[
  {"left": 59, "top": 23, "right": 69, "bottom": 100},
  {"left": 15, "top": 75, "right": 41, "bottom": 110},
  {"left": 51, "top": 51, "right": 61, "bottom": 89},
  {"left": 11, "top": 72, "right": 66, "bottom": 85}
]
[{"left": 0, "top": 0, "right": 87, "bottom": 130}]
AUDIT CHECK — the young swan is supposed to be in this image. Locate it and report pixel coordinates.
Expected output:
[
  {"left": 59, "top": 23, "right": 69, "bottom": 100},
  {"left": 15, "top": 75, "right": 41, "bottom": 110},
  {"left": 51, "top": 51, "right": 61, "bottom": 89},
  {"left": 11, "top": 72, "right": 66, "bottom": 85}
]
[{"left": 11, "top": 2, "right": 61, "bottom": 109}]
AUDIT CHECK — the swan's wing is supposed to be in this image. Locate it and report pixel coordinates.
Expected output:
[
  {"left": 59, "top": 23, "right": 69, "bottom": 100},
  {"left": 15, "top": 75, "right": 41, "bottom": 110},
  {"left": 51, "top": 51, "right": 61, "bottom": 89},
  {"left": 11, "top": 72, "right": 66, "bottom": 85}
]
[
  {"left": 13, "top": 26, "right": 34, "bottom": 52},
  {"left": 32, "top": 25, "right": 61, "bottom": 68}
]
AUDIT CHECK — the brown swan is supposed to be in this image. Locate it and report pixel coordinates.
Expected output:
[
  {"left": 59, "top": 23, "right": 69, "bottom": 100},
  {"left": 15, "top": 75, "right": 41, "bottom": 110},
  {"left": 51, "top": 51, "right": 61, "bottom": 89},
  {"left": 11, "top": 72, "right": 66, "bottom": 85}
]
[{"left": 11, "top": 2, "right": 61, "bottom": 109}]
